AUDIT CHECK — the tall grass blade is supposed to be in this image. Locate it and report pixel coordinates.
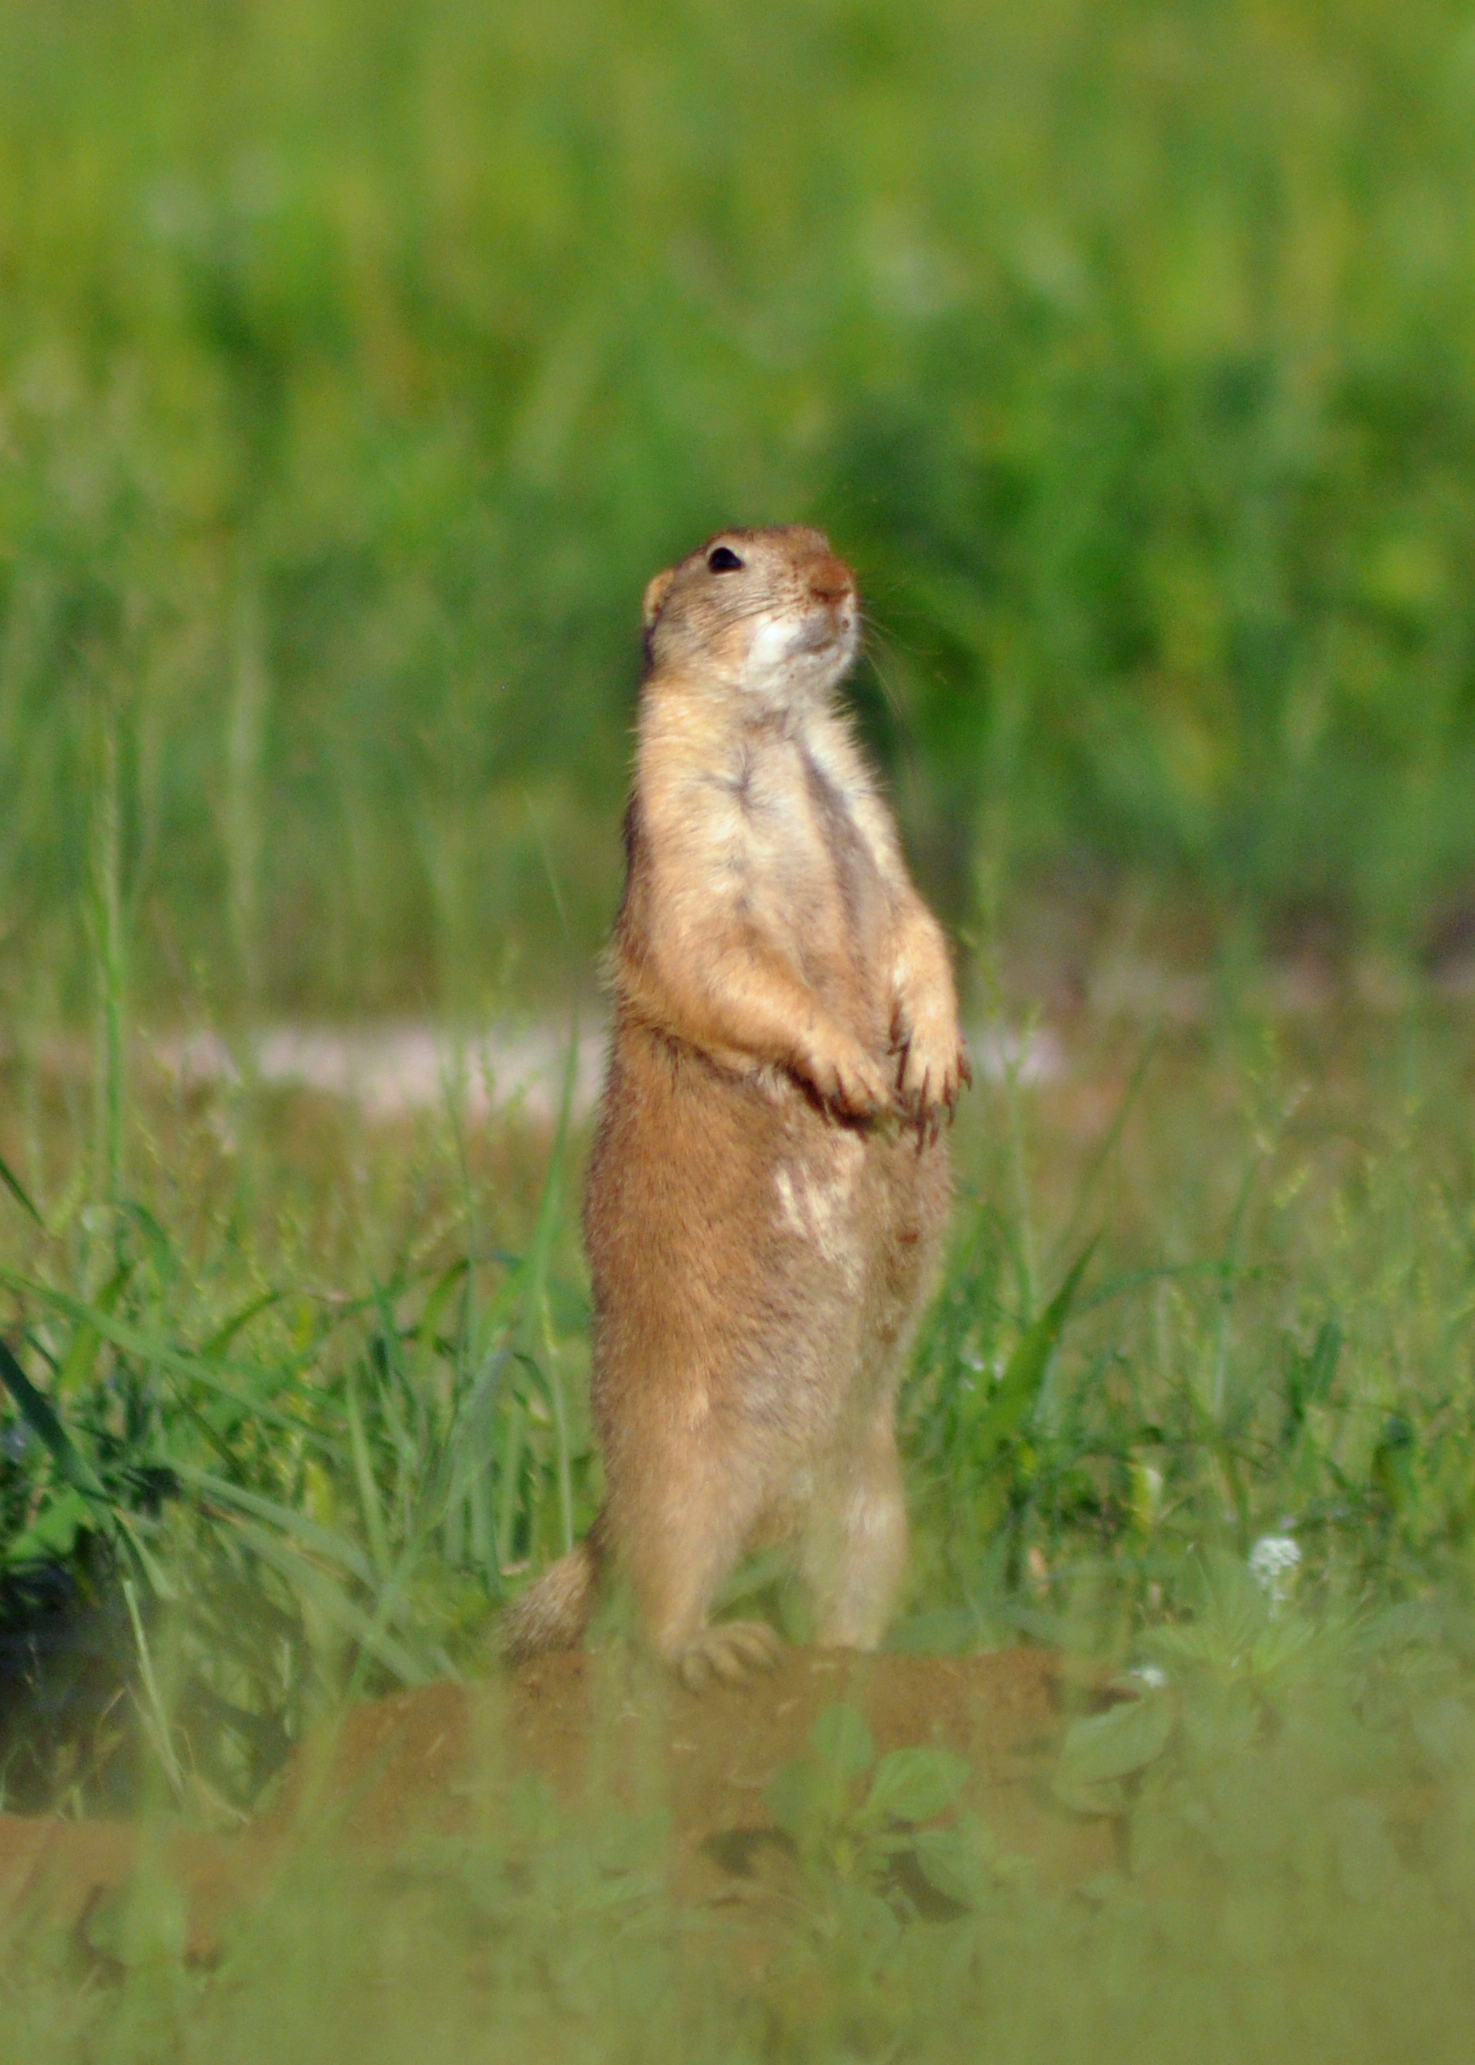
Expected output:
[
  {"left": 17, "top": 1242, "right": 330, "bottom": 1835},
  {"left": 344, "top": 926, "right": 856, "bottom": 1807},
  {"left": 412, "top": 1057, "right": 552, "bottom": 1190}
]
[
  {"left": 226, "top": 1519, "right": 434, "bottom": 1687},
  {"left": 964, "top": 1240, "right": 1098, "bottom": 1470},
  {"left": 345, "top": 1371, "right": 392, "bottom": 1582},
  {"left": 87, "top": 698, "right": 128, "bottom": 1214},
  {"left": 54, "top": 1264, "right": 130, "bottom": 1395},
  {"left": 415, "top": 1258, "right": 469, "bottom": 1361},
  {"left": 122, "top": 1576, "right": 186, "bottom": 1804},
  {"left": 0, "top": 1150, "right": 46, "bottom": 1232},
  {"left": 0, "top": 1336, "right": 108, "bottom": 1500},
  {"left": 111, "top": 1508, "right": 179, "bottom": 1602},
  {"left": 171, "top": 1466, "right": 378, "bottom": 1588},
  {"left": 201, "top": 1290, "right": 285, "bottom": 1358},
  {"left": 0, "top": 1273, "right": 327, "bottom": 1442},
  {"left": 495, "top": 1000, "right": 581, "bottom": 1573}
]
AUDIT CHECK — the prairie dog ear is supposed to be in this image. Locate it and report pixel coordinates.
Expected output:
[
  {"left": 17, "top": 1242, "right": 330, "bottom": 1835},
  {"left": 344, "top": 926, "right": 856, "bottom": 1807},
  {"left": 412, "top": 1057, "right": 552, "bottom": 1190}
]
[{"left": 642, "top": 567, "right": 677, "bottom": 629}]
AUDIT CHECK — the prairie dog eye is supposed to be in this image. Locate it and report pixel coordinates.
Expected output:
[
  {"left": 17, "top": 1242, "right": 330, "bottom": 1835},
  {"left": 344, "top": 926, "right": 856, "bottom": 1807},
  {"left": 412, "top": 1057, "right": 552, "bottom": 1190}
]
[{"left": 706, "top": 545, "right": 744, "bottom": 573}]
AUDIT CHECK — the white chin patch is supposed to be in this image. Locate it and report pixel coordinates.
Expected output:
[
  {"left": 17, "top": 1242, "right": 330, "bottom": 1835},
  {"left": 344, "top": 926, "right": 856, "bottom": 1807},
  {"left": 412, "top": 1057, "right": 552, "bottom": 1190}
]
[{"left": 744, "top": 613, "right": 855, "bottom": 697}]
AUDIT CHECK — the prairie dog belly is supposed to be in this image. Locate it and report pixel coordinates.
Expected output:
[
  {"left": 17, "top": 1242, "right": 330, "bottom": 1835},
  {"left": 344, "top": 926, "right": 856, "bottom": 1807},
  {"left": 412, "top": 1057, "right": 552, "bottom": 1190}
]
[{"left": 585, "top": 1023, "right": 949, "bottom": 1466}]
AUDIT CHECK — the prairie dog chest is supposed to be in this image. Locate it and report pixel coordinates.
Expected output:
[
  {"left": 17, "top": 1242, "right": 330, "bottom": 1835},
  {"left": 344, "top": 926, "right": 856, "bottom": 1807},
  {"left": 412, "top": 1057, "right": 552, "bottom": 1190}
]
[{"left": 719, "top": 724, "right": 892, "bottom": 970}]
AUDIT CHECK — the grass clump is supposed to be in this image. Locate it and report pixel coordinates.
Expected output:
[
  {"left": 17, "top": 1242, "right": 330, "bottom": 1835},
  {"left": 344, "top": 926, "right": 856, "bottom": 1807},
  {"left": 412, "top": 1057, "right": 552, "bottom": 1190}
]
[{"left": 0, "top": 1030, "right": 592, "bottom": 1815}]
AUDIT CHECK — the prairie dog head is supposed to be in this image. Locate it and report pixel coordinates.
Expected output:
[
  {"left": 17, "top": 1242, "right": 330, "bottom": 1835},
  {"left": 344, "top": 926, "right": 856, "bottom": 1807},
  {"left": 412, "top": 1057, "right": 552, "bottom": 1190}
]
[{"left": 641, "top": 525, "right": 860, "bottom": 706}]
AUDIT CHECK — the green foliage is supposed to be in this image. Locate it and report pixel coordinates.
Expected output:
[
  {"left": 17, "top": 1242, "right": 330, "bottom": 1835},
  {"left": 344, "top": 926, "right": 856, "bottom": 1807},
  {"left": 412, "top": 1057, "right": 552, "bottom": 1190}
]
[
  {"left": 8, "top": 0, "right": 1475, "bottom": 1016},
  {"left": 399, "top": 1778, "right": 673, "bottom": 2021},
  {"left": 9, "top": 1637, "right": 1475, "bottom": 2063},
  {"left": 1053, "top": 1682, "right": 1178, "bottom": 1816},
  {"left": 0, "top": 1037, "right": 593, "bottom": 1811},
  {"left": 765, "top": 1701, "right": 986, "bottom": 1926},
  {"left": 5, "top": 1006, "right": 1475, "bottom": 2050},
  {"left": 901, "top": 1015, "right": 1475, "bottom": 1651}
]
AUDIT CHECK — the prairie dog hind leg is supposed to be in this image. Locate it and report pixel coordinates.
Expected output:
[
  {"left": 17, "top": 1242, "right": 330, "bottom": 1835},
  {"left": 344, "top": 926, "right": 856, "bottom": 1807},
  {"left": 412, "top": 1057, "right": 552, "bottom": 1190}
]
[
  {"left": 609, "top": 1434, "right": 785, "bottom": 1690},
  {"left": 796, "top": 1413, "right": 909, "bottom": 1650}
]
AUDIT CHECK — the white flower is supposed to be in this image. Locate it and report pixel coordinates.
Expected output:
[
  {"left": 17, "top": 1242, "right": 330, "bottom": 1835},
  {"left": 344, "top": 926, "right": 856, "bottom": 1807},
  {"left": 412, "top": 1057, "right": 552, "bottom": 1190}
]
[
  {"left": 1131, "top": 1664, "right": 1169, "bottom": 1691},
  {"left": 1249, "top": 1533, "right": 1302, "bottom": 1608}
]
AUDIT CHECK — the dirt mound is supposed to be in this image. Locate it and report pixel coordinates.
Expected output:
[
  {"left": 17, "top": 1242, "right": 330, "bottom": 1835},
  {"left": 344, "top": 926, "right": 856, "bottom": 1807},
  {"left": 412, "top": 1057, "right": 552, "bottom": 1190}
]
[
  {"left": 0, "top": 1646, "right": 1112, "bottom": 1961},
  {"left": 273, "top": 1644, "right": 1111, "bottom": 1893}
]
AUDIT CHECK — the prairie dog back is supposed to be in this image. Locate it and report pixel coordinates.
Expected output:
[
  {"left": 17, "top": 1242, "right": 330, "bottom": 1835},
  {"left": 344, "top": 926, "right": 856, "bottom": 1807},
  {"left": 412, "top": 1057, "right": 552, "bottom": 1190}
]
[{"left": 501, "top": 525, "right": 968, "bottom": 1688}]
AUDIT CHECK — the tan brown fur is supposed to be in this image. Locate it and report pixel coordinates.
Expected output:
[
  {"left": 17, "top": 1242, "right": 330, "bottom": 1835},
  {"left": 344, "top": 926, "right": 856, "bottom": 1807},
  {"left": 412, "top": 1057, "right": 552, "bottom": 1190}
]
[{"left": 501, "top": 525, "right": 968, "bottom": 1690}]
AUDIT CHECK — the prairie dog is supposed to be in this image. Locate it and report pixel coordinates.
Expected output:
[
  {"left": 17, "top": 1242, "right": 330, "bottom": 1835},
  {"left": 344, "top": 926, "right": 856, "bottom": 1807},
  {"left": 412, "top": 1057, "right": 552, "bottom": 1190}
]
[{"left": 502, "top": 525, "right": 968, "bottom": 1688}]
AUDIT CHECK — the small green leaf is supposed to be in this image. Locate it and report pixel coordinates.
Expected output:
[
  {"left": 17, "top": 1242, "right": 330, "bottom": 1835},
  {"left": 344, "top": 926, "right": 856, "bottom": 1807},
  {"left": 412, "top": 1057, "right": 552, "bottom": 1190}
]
[
  {"left": 864, "top": 1746, "right": 971, "bottom": 1825},
  {"left": 831, "top": 1879, "right": 901, "bottom": 1948},
  {"left": 910, "top": 1825, "right": 981, "bottom": 1906},
  {"left": 5, "top": 1487, "right": 95, "bottom": 1565},
  {"left": 0, "top": 1337, "right": 109, "bottom": 1500},
  {"left": 809, "top": 1702, "right": 875, "bottom": 1782},
  {"left": 766, "top": 1757, "right": 816, "bottom": 1843},
  {"left": 84, "top": 1873, "right": 189, "bottom": 1967},
  {"left": 1053, "top": 1774, "right": 1126, "bottom": 1817},
  {"left": 966, "top": 1240, "right": 1097, "bottom": 1465},
  {"left": 1053, "top": 1690, "right": 1176, "bottom": 1814}
]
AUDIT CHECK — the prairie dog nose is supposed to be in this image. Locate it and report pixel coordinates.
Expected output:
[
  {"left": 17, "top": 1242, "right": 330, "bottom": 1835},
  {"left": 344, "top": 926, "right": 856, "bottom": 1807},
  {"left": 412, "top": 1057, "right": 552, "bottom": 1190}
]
[{"left": 808, "top": 557, "right": 854, "bottom": 606}]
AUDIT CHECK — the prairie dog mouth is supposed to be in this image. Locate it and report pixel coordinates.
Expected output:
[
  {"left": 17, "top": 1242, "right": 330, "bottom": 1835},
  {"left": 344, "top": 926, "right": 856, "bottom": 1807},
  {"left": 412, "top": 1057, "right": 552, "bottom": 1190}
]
[
  {"left": 742, "top": 595, "right": 859, "bottom": 693},
  {"left": 792, "top": 615, "right": 849, "bottom": 654}
]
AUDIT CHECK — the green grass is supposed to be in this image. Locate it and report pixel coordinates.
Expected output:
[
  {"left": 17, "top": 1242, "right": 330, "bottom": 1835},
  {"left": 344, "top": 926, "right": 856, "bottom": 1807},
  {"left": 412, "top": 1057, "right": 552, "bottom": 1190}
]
[
  {"left": 0, "top": 1027, "right": 595, "bottom": 1813},
  {"left": 15, "top": 998, "right": 1475, "bottom": 1820},
  {"left": 6, "top": 994, "right": 1475, "bottom": 2054},
  {"left": 9, "top": 0, "right": 1475, "bottom": 1018}
]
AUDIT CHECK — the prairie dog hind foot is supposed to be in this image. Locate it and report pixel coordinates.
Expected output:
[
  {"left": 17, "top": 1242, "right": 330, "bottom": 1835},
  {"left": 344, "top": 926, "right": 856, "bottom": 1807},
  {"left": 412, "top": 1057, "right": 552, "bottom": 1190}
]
[{"left": 671, "top": 1621, "right": 785, "bottom": 1692}]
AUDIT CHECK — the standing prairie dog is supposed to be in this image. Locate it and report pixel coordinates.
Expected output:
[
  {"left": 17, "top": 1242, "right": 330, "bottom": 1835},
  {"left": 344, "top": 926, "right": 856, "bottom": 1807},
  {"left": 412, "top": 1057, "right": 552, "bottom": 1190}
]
[{"left": 501, "top": 525, "right": 969, "bottom": 1689}]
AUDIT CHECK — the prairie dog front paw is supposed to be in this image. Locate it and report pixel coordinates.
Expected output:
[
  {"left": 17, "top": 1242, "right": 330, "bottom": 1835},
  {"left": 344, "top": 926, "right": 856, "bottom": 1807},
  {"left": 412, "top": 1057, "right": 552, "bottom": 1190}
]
[
  {"left": 894, "top": 1010, "right": 970, "bottom": 1125},
  {"left": 799, "top": 1026, "right": 892, "bottom": 1120}
]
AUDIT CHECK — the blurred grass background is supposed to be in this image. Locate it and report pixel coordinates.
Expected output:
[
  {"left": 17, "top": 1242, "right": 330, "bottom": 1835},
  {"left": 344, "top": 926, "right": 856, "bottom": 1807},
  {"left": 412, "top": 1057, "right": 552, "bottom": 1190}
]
[{"left": 7, "top": 0, "right": 1475, "bottom": 1020}]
